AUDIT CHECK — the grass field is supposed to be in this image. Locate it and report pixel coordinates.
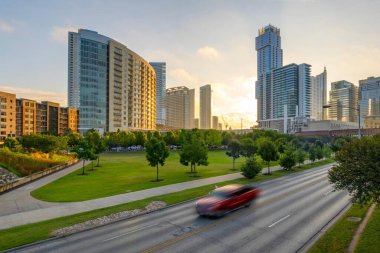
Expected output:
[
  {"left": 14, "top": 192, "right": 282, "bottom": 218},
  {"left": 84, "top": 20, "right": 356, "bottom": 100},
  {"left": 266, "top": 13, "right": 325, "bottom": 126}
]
[
  {"left": 31, "top": 151, "right": 278, "bottom": 202},
  {"left": 308, "top": 203, "right": 371, "bottom": 253},
  {"left": 355, "top": 205, "right": 380, "bottom": 253},
  {"left": 0, "top": 159, "right": 332, "bottom": 251}
]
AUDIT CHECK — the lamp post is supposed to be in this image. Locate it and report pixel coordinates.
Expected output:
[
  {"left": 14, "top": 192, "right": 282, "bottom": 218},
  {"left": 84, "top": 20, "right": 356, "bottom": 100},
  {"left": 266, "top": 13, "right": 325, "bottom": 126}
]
[{"left": 323, "top": 103, "right": 361, "bottom": 139}]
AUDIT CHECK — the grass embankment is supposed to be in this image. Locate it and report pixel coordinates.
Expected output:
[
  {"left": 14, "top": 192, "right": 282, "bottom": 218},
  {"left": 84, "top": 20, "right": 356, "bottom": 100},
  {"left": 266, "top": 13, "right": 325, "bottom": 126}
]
[
  {"left": 308, "top": 203, "right": 371, "bottom": 253},
  {"left": 31, "top": 151, "right": 278, "bottom": 202},
  {"left": 0, "top": 159, "right": 332, "bottom": 251},
  {"left": 0, "top": 148, "right": 73, "bottom": 176},
  {"left": 355, "top": 205, "right": 380, "bottom": 253}
]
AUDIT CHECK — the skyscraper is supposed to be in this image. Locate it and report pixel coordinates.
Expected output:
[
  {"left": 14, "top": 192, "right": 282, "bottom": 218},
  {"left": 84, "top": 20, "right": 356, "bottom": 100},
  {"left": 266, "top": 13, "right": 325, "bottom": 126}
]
[
  {"left": 165, "top": 86, "right": 194, "bottom": 129},
  {"left": 255, "top": 25, "right": 283, "bottom": 123},
  {"left": 272, "top": 63, "right": 311, "bottom": 119},
  {"left": 150, "top": 62, "right": 166, "bottom": 125},
  {"left": 358, "top": 76, "right": 380, "bottom": 125},
  {"left": 68, "top": 29, "right": 156, "bottom": 133},
  {"left": 310, "top": 67, "right": 328, "bottom": 120},
  {"left": 212, "top": 116, "right": 219, "bottom": 130},
  {"left": 200, "top": 84, "right": 212, "bottom": 129},
  {"left": 329, "top": 81, "right": 358, "bottom": 122}
]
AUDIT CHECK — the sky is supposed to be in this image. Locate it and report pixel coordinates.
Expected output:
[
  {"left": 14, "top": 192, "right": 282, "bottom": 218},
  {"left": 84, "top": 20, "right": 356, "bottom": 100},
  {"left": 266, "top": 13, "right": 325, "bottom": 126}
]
[{"left": 1, "top": 0, "right": 380, "bottom": 129}]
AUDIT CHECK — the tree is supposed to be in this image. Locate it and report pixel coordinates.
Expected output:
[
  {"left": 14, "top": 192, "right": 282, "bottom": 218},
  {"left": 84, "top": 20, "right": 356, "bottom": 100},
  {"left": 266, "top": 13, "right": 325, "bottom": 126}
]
[
  {"left": 20, "top": 134, "right": 68, "bottom": 154},
  {"left": 279, "top": 150, "right": 296, "bottom": 171},
  {"left": 180, "top": 132, "right": 209, "bottom": 175},
  {"left": 145, "top": 137, "right": 169, "bottom": 182},
  {"left": 240, "top": 138, "right": 257, "bottom": 158},
  {"left": 134, "top": 131, "right": 147, "bottom": 146},
  {"left": 295, "top": 149, "right": 306, "bottom": 167},
  {"left": 322, "top": 144, "right": 332, "bottom": 159},
  {"left": 72, "top": 140, "right": 97, "bottom": 175},
  {"left": 164, "top": 131, "right": 178, "bottom": 146},
  {"left": 204, "top": 129, "right": 222, "bottom": 146},
  {"left": 226, "top": 139, "right": 241, "bottom": 170},
  {"left": 241, "top": 157, "right": 262, "bottom": 179},
  {"left": 119, "top": 131, "right": 135, "bottom": 147},
  {"left": 3, "top": 137, "right": 21, "bottom": 152},
  {"left": 309, "top": 145, "right": 317, "bottom": 163},
  {"left": 66, "top": 131, "right": 83, "bottom": 149},
  {"left": 85, "top": 130, "right": 106, "bottom": 167},
  {"left": 328, "top": 136, "right": 380, "bottom": 204},
  {"left": 257, "top": 138, "right": 278, "bottom": 175},
  {"left": 315, "top": 146, "right": 324, "bottom": 160}
]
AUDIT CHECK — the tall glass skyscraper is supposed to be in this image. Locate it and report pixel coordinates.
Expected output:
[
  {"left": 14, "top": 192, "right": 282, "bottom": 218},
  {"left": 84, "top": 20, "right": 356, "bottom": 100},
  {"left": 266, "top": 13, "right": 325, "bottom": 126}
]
[
  {"left": 359, "top": 76, "right": 380, "bottom": 124},
  {"left": 311, "top": 67, "right": 328, "bottom": 120},
  {"left": 255, "top": 25, "right": 283, "bottom": 122},
  {"left": 68, "top": 29, "right": 109, "bottom": 133},
  {"left": 150, "top": 62, "right": 166, "bottom": 125},
  {"left": 200, "top": 84, "right": 212, "bottom": 129},
  {"left": 272, "top": 63, "right": 311, "bottom": 118},
  {"left": 329, "top": 80, "right": 358, "bottom": 122},
  {"left": 68, "top": 29, "right": 156, "bottom": 133}
]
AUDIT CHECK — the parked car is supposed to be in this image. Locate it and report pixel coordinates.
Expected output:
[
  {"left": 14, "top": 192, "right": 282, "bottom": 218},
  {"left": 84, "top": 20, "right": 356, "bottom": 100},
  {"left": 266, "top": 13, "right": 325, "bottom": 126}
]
[{"left": 195, "top": 184, "right": 261, "bottom": 217}]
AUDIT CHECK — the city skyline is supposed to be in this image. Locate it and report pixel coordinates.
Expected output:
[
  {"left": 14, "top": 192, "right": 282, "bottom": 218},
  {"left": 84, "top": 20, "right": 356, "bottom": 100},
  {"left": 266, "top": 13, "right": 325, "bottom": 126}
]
[{"left": 1, "top": 0, "right": 380, "bottom": 128}]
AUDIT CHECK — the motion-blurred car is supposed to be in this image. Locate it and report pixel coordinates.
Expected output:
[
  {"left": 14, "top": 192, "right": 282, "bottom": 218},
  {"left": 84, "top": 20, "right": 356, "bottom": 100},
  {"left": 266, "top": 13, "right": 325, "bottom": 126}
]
[{"left": 195, "top": 184, "right": 261, "bottom": 217}]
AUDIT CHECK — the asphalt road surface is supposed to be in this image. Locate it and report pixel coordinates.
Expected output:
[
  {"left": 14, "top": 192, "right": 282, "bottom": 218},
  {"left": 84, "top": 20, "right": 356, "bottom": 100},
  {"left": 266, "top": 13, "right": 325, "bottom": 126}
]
[{"left": 10, "top": 164, "right": 350, "bottom": 253}]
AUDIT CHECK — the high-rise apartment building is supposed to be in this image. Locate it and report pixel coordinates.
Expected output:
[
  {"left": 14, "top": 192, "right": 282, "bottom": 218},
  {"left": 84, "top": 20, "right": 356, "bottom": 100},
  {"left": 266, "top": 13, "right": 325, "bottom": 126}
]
[
  {"left": 358, "top": 76, "right": 380, "bottom": 126},
  {"left": 255, "top": 25, "right": 283, "bottom": 123},
  {"left": 212, "top": 116, "right": 219, "bottom": 130},
  {"left": 165, "top": 86, "right": 194, "bottom": 129},
  {"left": 0, "top": 91, "right": 16, "bottom": 141},
  {"left": 150, "top": 62, "right": 166, "bottom": 125},
  {"left": 68, "top": 29, "right": 156, "bottom": 133},
  {"left": 311, "top": 67, "right": 328, "bottom": 120},
  {"left": 271, "top": 63, "right": 311, "bottom": 119},
  {"left": 329, "top": 81, "right": 358, "bottom": 122},
  {"left": 194, "top": 118, "right": 199, "bottom": 129},
  {"left": 200, "top": 84, "right": 212, "bottom": 129}
]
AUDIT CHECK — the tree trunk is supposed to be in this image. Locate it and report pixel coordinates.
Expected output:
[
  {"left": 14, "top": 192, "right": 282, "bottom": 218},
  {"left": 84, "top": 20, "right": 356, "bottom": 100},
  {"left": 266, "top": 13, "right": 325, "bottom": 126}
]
[
  {"left": 156, "top": 164, "right": 159, "bottom": 181},
  {"left": 267, "top": 161, "right": 271, "bottom": 175},
  {"left": 82, "top": 160, "right": 85, "bottom": 175},
  {"left": 91, "top": 161, "right": 94, "bottom": 170},
  {"left": 232, "top": 158, "right": 235, "bottom": 170},
  {"left": 194, "top": 164, "right": 196, "bottom": 174},
  {"left": 97, "top": 156, "right": 100, "bottom": 167}
]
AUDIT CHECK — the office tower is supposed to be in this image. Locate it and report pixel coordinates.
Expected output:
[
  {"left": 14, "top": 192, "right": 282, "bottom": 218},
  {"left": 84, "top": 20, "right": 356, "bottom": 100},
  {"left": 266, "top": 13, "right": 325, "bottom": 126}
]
[
  {"left": 212, "top": 116, "right": 219, "bottom": 129},
  {"left": 218, "top": 123, "right": 222, "bottom": 130},
  {"left": 0, "top": 91, "right": 16, "bottom": 141},
  {"left": 271, "top": 63, "right": 311, "bottom": 119},
  {"left": 68, "top": 29, "right": 156, "bottom": 133},
  {"left": 150, "top": 62, "right": 166, "bottom": 125},
  {"left": 165, "top": 86, "right": 194, "bottom": 129},
  {"left": 255, "top": 25, "right": 283, "bottom": 124},
  {"left": 200, "top": 84, "right": 212, "bottom": 129},
  {"left": 329, "top": 81, "right": 358, "bottom": 122},
  {"left": 311, "top": 67, "right": 328, "bottom": 120},
  {"left": 358, "top": 76, "right": 380, "bottom": 126},
  {"left": 194, "top": 118, "right": 199, "bottom": 129}
]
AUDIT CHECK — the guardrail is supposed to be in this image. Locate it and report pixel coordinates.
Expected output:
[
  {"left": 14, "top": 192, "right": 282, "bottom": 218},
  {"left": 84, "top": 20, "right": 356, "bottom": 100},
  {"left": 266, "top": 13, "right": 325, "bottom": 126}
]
[{"left": 0, "top": 160, "right": 78, "bottom": 194}]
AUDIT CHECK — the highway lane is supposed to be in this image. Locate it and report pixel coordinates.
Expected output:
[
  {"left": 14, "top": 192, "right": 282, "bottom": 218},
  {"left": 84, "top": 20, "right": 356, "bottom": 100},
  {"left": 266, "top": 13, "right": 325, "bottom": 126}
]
[{"left": 9, "top": 163, "right": 350, "bottom": 253}]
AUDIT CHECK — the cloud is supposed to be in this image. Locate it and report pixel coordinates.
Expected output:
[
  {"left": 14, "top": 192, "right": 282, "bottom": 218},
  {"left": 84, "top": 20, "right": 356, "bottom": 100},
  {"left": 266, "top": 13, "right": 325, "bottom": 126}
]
[
  {"left": 0, "top": 20, "right": 14, "bottom": 33},
  {"left": 197, "top": 46, "right": 221, "bottom": 60},
  {"left": 0, "top": 86, "right": 67, "bottom": 106},
  {"left": 170, "top": 68, "right": 198, "bottom": 85},
  {"left": 51, "top": 26, "right": 76, "bottom": 44}
]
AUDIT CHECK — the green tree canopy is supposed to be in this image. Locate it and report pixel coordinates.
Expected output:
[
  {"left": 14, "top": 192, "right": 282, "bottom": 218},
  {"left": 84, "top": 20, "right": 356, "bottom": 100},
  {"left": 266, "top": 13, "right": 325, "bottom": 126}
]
[
  {"left": 329, "top": 136, "right": 380, "bottom": 204},
  {"left": 226, "top": 139, "right": 241, "bottom": 170},
  {"left": 145, "top": 137, "right": 170, "bottom": 181},
  {"left": 257, "top": 138, "right": 278, "bottom": 175},
  {"left": 240, "top": 138, "right": 257, "bottom": 158},
  {"left": 72, "top": 140, "right": 97, "bottom": 175},
  {"left": 134, "top": 131, "right": 147, "bottom": 146},
  {"left": 279, "top": 149, "right": 297, "bottom": 171},
  {"left": 180, "top": 132, "right": 209, "bottom": 175},
  {"left": 295, "top": 149, "right": 306, "bottom": 167},
  {"left": 204, "top": 129, "right": 222, "bottom": 146},
  {"left": 85, "top": 130, "right": 106, "bottom": 166},
  {"left": 241, "top": 157, "right": 262, "bottom": 179}
]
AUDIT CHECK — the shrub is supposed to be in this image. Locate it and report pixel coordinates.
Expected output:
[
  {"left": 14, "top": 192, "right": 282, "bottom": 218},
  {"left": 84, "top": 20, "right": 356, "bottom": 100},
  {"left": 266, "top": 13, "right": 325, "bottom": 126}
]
[{"left": 241, "top": 157, "right": 262, "bottom": 179}]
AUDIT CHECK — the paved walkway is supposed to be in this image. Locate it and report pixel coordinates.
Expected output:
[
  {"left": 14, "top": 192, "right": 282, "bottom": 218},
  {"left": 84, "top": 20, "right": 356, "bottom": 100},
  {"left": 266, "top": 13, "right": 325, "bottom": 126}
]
[{"left": 0, "top": 161, "right": 315, "bottom": 230}]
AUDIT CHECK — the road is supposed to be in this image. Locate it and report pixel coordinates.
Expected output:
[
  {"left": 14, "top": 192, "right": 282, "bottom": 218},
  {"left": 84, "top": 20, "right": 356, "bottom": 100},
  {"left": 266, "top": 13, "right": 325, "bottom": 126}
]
[{"left": 9, "top": 164, "right": 350, "bottom": 253}]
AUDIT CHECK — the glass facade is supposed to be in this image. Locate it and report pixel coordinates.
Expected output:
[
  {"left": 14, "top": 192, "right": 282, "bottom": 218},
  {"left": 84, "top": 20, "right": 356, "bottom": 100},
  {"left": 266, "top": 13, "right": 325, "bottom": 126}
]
[
  {"left": 150, "top": 62, "right": 166, "bottom": 125},
  {"left": 329, "top": 81, "right": 358, "bottom": 122},
  {"left": 359, "top": 76, "right": 380, "bottom": 124}
]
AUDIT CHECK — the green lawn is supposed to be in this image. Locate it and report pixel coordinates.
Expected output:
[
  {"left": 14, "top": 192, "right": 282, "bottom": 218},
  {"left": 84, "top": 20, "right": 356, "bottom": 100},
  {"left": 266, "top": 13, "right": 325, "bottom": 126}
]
[
  {"left": 355, "top": 205, "right": 380, "bottom": 253},
  {"left": 31, "top": 151, "right": 277, "bottom": 202},
  {"left": 308, "top": 203, "right": 371, "bottom": 253},
  {"left": 0, "top": 159, "right": 332, "bottom": 251}
]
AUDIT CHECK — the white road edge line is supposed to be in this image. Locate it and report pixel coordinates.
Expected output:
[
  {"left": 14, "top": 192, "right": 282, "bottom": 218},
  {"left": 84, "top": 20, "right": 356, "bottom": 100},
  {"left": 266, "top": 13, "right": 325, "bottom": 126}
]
[
  {"left": 268, "top": 214, "right": 291, "bottom": 228},
  {"left": 324, "top": 189, "right": 334, "bottom": 196},
  {"left": 103, "top": 223, "right": 158, "bottom": 242}
]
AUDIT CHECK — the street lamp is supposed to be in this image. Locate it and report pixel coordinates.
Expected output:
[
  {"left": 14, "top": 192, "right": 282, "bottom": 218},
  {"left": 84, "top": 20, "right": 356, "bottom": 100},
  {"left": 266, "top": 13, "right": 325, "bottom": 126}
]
[{"left": 323, "top": 103, "right": 361, "bottom": 139}]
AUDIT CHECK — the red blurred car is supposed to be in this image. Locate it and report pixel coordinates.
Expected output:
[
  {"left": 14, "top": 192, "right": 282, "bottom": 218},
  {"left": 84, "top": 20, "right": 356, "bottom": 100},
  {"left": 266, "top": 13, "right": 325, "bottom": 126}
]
[{"left": 195, "top": 184, "right": 261, "bottom": 217}]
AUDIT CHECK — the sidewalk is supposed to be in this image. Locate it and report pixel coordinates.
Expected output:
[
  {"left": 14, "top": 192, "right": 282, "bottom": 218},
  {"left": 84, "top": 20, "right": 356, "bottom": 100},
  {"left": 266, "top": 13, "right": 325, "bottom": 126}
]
[{"left": 0, "top": 161, "right": 314, "bottom": 230}]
